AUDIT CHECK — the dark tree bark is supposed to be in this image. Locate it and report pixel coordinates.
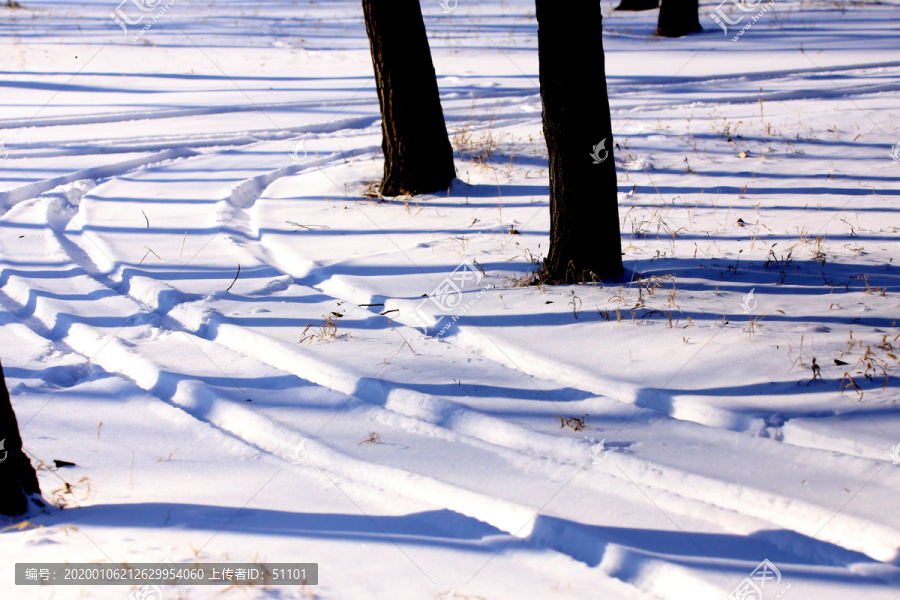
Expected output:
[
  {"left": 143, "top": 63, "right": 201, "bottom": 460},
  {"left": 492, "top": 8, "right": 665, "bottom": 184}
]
[
  {"left": 615, "top": 0, "right": 659, "bottom": 11},
  {"left": 536, "top": 0, "right": 623, "bottom": 283},
  {"left": 0, "top": 360, "right": 41, "bottom": 516},
  {"left": 656, "top": 0, "right": 702, "bottom": 37},
  {"left": 362, "top": 0, "right": 455, "bottom": 196}
]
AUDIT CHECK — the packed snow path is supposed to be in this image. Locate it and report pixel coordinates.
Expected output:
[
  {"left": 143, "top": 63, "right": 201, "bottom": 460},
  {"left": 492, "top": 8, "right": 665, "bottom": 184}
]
[{"left": 1, "top": 1, "right": 900, "bottom": 599}]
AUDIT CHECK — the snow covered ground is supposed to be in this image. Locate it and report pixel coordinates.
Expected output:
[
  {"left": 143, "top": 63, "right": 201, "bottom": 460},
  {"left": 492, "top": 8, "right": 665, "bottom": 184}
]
[{"left": 1, "top": 0, "right": 900, "bottom": 598}]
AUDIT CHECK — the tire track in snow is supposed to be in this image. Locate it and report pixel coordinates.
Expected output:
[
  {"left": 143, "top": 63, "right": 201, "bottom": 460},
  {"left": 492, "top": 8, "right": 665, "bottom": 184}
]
[
  {"left": 182, "top": 160, "right": 900, "bottom": 566},
  {"left": 0, "top": 170, "right": 713, "bottom": 596},
  {"left": 0, "top": 198, "right": 583, "bottom": 574},
  {"left": 190, "top": 213, "right": 900, "bottom": 568},
  {"left": 14, "top": 133, "right": 899, "bottom": 577},
  {"left": 0, "top": 170, "right": 845, "bottom": 598},
  {"left": 606, "top": 60, "right": 900, "bottom": 93},
  {"left": 0, "top": 100, "right": 378, "bottom": 132},
  {"left": 0, "top": 148, "right": 199, "bottom": 215},
  {"left": 179, "top": 295, "right": 900, "bottom": 566},
  {"left": 0, "top": 292, "right": 565, "bottom": 591},
  {"left": 1, "top": 113, "right": 381, "bottom": 162},
  {"left": 0, "top": 225, "right": 687, "bottom": 600},
  {"left": 1, "top": 267, "right": 851, "bottom": 600}
]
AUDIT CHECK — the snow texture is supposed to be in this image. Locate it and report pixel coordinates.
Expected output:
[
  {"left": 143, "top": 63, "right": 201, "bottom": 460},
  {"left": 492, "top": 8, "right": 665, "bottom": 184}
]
[{"left": 1, "top": 0, "right": 900, "bottom": 598}]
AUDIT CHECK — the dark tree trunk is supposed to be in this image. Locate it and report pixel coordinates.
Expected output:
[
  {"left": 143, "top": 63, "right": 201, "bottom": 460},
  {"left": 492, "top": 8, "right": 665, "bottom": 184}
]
[
  {"left": 615, "top": 0, "right": 659, "bottom": 11},
  {"left": 536, "top": 0, "right": 623, "bottom": 283},
  {"left": 362, "top": 0, "right": 455, "bottom": 196},
  {"left": 656, "top": 0, "right": 702, "bottom": 37},
  {"left": 0, "top": 360, "right": 41, "bottom": 516}
]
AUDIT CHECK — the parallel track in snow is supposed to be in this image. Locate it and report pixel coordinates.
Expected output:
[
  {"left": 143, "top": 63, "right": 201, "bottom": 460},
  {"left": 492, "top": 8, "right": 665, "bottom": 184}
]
[{"left": 2, "top": 141, "right": 895, "bottom": 580}]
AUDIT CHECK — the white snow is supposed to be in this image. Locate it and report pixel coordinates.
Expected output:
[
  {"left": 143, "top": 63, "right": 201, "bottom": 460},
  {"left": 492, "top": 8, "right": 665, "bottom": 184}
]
[{"left": 1, "top": 0, "right": 900, "bottom": 598}]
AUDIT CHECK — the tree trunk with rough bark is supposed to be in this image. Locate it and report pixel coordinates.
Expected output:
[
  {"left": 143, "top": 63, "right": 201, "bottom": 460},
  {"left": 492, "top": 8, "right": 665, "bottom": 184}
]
[
  {"left": 362, "top": 0, "right": 456, "bottom": 196},
  {"left": 536, "top": 0, "right": 623, "bottom": 283},
  {"left": 0, "top": 360, "right": 41, "bottom": 516},
  {"left": 656, "top": 0, "right": 702, "bottom": 37}
]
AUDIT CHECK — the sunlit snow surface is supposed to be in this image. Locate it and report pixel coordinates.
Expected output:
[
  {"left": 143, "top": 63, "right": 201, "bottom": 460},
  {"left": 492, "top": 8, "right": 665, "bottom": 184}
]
[{"left": 1, "top": 1, "right": 900, "bottom": 598}]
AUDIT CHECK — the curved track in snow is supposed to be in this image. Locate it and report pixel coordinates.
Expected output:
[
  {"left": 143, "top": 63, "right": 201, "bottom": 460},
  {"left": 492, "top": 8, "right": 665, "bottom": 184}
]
[{"left": 2, "top": 2, "right": 900, "bottom": 599}]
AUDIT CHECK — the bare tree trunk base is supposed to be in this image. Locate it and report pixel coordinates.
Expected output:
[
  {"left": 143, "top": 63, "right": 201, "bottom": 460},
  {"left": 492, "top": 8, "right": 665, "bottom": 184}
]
[
  {"left": 537, "top": 264, "right": 630, "bottom": 286},
  {"left": 536, "top": 1, "right": 624, "bottom": 284},
  {"left": 0, "top": 493, "right": 49, "bottom": 518},
  {"left": 656, "top": 0, "right": 702, "bottom": 37},
  {"left": 363, "top": 0, "right": 456, "bottom": 197},
  {"left": 1, "top": 362, "right": 44, "bottom": 517}
]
